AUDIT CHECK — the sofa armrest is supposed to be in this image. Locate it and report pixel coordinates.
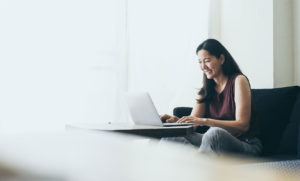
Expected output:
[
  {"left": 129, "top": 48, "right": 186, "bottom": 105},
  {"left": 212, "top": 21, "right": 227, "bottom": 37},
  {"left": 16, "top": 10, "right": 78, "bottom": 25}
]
[{"left": 173, "top": 107, "right": 193, "bottom": 118}]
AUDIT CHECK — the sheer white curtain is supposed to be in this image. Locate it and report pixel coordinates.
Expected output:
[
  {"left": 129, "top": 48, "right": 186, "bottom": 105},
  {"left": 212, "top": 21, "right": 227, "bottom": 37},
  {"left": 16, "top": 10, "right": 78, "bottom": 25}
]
[
  {"left": 0, "top": 0, "right": 127, "bottom": 132},
  {"left": 127, "top": 0, "right": 210, "bottom": 116},
  {"left": 0, "top": 0, "right": 210, "bottom": 133}
]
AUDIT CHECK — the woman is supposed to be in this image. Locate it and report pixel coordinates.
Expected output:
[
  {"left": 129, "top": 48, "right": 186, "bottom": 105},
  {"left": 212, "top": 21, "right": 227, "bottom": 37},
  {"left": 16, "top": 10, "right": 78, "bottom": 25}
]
[{"left": 160, "top": 39, "right": 262, "bottom": 156}]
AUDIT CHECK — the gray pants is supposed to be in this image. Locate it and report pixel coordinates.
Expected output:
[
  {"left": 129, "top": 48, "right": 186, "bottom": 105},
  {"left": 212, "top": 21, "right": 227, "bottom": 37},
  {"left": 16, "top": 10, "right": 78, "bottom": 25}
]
[{"left": 161, "top": 127, "right": 262, "bottom": 156}]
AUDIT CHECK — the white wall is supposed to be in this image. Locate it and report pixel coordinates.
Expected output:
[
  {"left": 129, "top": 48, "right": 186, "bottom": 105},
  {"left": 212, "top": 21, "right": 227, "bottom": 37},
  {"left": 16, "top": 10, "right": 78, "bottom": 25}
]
[
  {"left": 216, "top": 0, "right": 274, "bottom": 88},
  {"left": 127, "top": 0, "right": 209, "bottom": 115},
  {"left": 294, "top": 0, "right": 300, "bottom": 85},
  {"left": 274, "top": 0, "right": 294, "bottom": 87},
  {"left": 212, "top": 0, "right": 299, "bottom": 88}
]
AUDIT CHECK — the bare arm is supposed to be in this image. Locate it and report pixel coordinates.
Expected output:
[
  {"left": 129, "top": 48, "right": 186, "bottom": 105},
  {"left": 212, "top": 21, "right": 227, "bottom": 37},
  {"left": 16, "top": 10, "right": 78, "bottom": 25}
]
[
  {"left": 178, "top": 75, "right": 251, "bottom": 135},
  {"left": 207, "top": 75, "right": 251, "bottom": 134}
]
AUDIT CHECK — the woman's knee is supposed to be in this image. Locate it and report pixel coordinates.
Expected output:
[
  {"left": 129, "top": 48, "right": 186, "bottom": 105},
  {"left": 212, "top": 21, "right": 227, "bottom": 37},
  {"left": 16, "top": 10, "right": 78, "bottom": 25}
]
[
  {"left": 200, "top": 127, "right": 230, "bottom": 151},
  {"left": 203, "top": 127, "right": 229, "bottom": 141}
]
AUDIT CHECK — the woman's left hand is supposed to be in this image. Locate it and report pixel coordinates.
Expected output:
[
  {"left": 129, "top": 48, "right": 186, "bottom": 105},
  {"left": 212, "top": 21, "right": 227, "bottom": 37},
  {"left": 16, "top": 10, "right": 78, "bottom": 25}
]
[{"left": 177, "top": 116, "right": 207, "bottom": 126}]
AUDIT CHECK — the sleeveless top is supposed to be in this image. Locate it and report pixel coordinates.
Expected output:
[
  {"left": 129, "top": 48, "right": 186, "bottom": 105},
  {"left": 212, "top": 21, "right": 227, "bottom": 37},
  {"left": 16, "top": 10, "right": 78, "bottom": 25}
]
[{"left": 205, "top": 73, "right": 260, "bottom": 140}]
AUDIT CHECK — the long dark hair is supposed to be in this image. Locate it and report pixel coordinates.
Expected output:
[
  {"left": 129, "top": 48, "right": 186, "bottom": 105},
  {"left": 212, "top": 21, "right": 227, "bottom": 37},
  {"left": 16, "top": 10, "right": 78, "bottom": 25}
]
[{"left": 196, "top": 39, "right": 243, "bottom": 103}]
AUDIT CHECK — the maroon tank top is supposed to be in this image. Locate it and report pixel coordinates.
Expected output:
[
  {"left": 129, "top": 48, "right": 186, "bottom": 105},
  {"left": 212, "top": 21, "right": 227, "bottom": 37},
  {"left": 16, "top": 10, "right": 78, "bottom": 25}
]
[{"left": 206, "top": 73, "right": 259, "bottom": 140}]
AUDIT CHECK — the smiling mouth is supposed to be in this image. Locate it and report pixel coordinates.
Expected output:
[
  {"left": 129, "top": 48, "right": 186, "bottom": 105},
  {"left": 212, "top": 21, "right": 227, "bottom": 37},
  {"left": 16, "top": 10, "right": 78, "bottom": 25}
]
[{"left": 205, "top": 70, "right": 212, "bottom": 73}]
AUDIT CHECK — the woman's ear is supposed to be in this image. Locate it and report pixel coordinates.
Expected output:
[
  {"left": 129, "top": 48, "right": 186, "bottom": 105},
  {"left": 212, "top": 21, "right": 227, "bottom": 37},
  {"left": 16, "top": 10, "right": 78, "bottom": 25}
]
[{"left": 220, "top": 54, "right": 225, "bottom": 64}]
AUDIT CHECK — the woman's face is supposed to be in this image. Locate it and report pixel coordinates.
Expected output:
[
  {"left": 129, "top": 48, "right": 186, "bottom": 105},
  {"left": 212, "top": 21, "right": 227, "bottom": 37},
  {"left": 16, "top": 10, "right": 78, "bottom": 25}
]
[{"left": 197, "top": 49, "right": 224, "bottom": 79}]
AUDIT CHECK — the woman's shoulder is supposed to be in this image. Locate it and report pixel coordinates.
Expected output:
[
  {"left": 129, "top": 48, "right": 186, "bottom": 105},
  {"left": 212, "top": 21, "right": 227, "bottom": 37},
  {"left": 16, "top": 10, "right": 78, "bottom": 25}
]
[
  {"left": 233, "top": 74, "right": 251, "bottom": 92},
  {"left": 227, "top": 73, "right": 247, "bottom": 87},
  {"left": 234, "top": 74, "right": 249, "bottom": 85},
  {"left": 227, "top": 74, "right": 250, "bottom": 93}
]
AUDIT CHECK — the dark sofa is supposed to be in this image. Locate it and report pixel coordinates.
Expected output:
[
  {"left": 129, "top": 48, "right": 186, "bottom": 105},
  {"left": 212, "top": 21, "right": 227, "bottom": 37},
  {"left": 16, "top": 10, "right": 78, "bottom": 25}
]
[{"left": 173, "top": 86, "right": 300, "bottom": 161}]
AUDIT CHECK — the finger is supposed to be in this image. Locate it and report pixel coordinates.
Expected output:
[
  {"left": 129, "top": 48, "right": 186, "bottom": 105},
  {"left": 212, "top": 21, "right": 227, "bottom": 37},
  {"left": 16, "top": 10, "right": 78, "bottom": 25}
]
[
  {"left": 161, "top": 114, "right": 171, "bottom": 119},
  {"left": 177, "top": 118, "right": 183, "bottom": 123},
  {"left": 177, "top": 117, "right": 186, "bottom": 123},
  {"left": 185, "top": 118, "right": 194, "bottom": 123},
  {"left": 182, "top": 117, "right": 188, "bottom": 123},
  {"left": 166, "top": 117, "right": 175, "bottom": 123},
  {"left": 183, "top": 116, "right": 193, "bottom": 123},
  {"left": 160, "top": 114, "right": 169, "bottom": 120},
  {"left": 166, "top": 118, "right": 174, "bottom": 123}
]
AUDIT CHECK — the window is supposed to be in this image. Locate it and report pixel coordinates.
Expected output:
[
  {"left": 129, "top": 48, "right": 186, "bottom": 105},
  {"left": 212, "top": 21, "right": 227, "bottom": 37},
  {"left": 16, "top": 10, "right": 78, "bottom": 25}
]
[{"left": 0, "top": 0, "right": 209, "bottom": 133}]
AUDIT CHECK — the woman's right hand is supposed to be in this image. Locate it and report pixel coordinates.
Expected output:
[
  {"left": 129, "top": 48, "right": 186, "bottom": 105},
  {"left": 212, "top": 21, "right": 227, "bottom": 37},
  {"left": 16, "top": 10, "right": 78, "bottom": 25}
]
[{"left": 160, "top": 114, "right": 179, "bottom": 123}]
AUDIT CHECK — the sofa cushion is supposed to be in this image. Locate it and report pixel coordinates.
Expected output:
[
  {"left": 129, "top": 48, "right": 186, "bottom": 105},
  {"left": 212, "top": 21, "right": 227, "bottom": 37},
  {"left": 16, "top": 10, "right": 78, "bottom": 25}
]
[
  {"left": 278, "top": 92, "right": 300, "bottom": 155},
  {"left": 252, "top": 86, "right": 300, "bottom": 156}
]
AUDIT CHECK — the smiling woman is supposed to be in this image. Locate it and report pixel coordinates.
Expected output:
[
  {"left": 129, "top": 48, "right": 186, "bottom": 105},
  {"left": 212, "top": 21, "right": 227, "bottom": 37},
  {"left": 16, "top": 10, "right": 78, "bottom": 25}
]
[{"left": 161, "top": 39, "right": 262, "bottom": 156}]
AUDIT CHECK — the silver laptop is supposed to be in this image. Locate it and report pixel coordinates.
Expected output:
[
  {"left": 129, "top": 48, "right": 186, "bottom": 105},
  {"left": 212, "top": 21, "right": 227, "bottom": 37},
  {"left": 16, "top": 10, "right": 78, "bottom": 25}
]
[{"left": 124, "top": 92, "right": 193, "bottom": 127}]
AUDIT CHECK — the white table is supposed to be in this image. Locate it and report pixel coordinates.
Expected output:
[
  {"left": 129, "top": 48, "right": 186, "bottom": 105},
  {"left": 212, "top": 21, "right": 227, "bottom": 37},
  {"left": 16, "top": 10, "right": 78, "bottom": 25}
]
[{"left": 66, "top": 122, "right": 194, "bottom": 138}]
